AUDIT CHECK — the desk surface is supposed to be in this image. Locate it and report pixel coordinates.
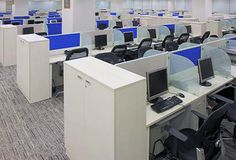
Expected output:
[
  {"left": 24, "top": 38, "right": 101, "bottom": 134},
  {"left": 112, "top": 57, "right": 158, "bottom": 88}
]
[{"left": 146, "top": 86, "right": 198, "bottom": 127}]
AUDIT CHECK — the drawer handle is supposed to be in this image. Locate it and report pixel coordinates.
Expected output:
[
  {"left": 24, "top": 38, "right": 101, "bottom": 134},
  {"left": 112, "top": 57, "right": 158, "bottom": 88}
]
[
  {"left": 85, "top": 80, "right": 91, "bottom": 86},
  {"left": 77, "top": 75, "right": 82, "bottom": 80}
]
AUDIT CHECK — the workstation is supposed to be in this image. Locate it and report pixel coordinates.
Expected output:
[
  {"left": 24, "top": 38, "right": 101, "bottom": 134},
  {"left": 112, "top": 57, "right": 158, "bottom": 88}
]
[{"left": 1, "top": 0, "right": 236, "bottom": 160}]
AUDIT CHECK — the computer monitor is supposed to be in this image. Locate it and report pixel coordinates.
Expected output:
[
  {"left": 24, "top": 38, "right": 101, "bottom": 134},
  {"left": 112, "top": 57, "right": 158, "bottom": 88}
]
[
  {"left": 198, "top": 57, "right": 214, "bottom": 87},
  {"left": 148, "top": 29, "right": 156, "bottom": 39},
  {"left": 95, "top": 34, "right": 107, "bottom": 50},
  {"left": 11, "top": 22, "right": 20, "bottom": 25},
  {"left": 23, "top": 27, "right": 34, "bottom": 35},
  {"left": 28, "top": 20, "right": 35, "bottom": 24},
  {"left": 116, "top": 21, "right": 123, "bottom": 28},
  {"left": 186, "top": 25, "right": 192, "bottom": 34},
  {"left": 35, "top": 21, "right": 43, "bottom": 24},
  {"left": 124, "top": 32, "right": 134, "bottom": 43},
  {"left": 98, "top": 23, "right": 107, "bottom": 30},
  {"left": 146, "top": 68, "right": 168, "bottom": 103},
  {"left": 132, "top": 20, "right": 139, "bottom": 26},
  {"left": 95, "top": 12, "right": 99, "bottom": 16}
]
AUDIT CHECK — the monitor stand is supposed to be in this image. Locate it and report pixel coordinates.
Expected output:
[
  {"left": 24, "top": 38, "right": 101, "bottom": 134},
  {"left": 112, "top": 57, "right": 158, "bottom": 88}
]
[
  {"left": 96, "top": 46, "right": 105, "bottom": 50},
  {"left": 150, "top": 97, "right": 164, "bottom": 104},
  {"left": 200, "top": 81, "right": 212, "bottom": 87}
]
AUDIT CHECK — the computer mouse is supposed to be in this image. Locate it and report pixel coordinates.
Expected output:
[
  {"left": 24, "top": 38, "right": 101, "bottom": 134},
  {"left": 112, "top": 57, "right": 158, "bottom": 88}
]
[{"left": 178, "top": 93, "right": 185, "bottom": 98}]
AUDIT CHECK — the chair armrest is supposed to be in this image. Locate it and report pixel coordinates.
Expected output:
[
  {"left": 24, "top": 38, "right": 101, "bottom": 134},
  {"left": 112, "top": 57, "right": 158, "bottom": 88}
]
[
  {"left": 164, "top": 126, "right": 188, "bottom": 142},
  {"left": 191, "top": 110, "right": 207, "bottom": 120}
]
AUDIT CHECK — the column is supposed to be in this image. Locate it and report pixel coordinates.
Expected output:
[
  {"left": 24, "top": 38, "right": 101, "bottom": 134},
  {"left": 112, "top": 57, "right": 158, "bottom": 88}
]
[
  {"left": 0, "top": 0, "right": 6, "bottom": 12},
  {"left": 62, "top": 0, "right": 96, "bottom": 33},
  {"left": 111, "top": 0, "right": 123, "bottom": 13},
  {"left": 192, "top": 0, "right": 212, "bottom": 22},
  {"left": 12, "top": 0, "right": 29, "bottom": 16},
  {"left": 167, "top": 0, "right": 174, "bottom": 12}
]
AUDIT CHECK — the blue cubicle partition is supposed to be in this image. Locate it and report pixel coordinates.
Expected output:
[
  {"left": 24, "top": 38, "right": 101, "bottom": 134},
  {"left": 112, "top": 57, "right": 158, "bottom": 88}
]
[
  {"left": 47, "top": 23, "right": 62, "bottom": 35},
  {"left": 48, "top": 15, "right": 61, "bottom": 18},
  {"left": 230, "top": 37, "right": 236, "bottom": 40},
  {"left": 96, "top": 20, "right": 109, "bottom": 28},
  {"left": 172, "top": 12, "right": 179, "bottom": 16},
  {"left": 2, "top": 19, "right": 24, "bottom": 25},
  {"left": 48, "top": 12, "right": 59, "bottom": 16},
  {"left": 158, "top": 13, "right": 164, "bottom": 16},
  {"left": 46, "top": 33, "right": 81, "bottom": 50},
  {"left": 178, "top": 16, "right": 184, "bottom": 18},
  {"left": 164, "top": 24, "right": 175, "bottom": 34},
  {"left": 47, "top": 17, "right": 62, "bottom": 23},
  {"left": 118, "top": 27, "right": 138, "bottom": 38},
  {"left": 174, "top": 46, "right": 201, "bottom": 65},
  {"left": 110, "top": 12, "right": 117, "bottom": 16},
  {"left": 14, "top": 16, "right": 30, "bottom": 19}
]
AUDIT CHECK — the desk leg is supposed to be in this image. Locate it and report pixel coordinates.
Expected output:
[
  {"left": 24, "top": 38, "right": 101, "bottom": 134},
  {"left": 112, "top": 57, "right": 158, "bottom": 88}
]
[
  {"left": 49, "top": 64, "right": 52, "bottom": 98},
  {"left": 147, "top": 127, "right": 150, "bottom": 160}
]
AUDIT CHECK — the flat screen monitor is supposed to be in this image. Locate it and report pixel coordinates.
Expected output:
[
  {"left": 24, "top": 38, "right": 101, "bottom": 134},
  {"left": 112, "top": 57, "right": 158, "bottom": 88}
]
[
  {"left": 198, "top": 57, "right": 214, "bottom": 86},
  {"left": 146, "top": 68, "right": 168, "bottom": 102},
  {"left": 186, "top": 25, "right": 192, "bottom": 34},
  {"left": 124, "top": 32, "right": 134, "bottom": 43},
  {"left": 95, "top": 12, "right": 99, "bottom": 16},
  {"left": 28, "top": 20, "right": 35, "bottom": 24},
  {"left": 148, "top": 29, "right": 156, "bottom": 39},
  {"left": 95, "top": 34, "right": 107, "bottom": 50},
  {"left": 116, "top": 21, "right": 123, "bottom": 28},
  {"left": 23, "top": 27, "right": 34, "bottom": 35}
]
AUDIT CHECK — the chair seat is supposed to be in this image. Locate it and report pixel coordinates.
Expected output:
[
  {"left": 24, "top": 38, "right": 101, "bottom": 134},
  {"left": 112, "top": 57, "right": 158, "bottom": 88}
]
[{"left": 165, "top": 128, "right": 198, "bottom": 160}]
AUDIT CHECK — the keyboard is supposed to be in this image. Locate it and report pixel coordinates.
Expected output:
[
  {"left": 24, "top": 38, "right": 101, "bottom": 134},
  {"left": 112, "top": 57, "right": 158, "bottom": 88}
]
[{"left": 151, "top": 96, "right": 183, "bottom": 113}]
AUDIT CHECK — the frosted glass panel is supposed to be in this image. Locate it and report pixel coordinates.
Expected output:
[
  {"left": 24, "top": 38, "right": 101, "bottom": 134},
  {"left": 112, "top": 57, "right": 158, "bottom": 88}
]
[
  {"left": 113, "top": 29, "right": 125, "bottom": 45},
  {"left": 159, "top": 26, "right": 170, "bottom": 40},
  {"left": 143, "top": 49, "right": 163, "bottom": 57},
  {"left": 169, "top": 54, "right": 200, "bottom": 94},
  {"left": 202, "top": 46, "right": 231, "bottom": 78},
  {"left": 203, "top": 37, "right": 219, "bottom": 43},
  {"left": 175, "top": 24, "right": 187, "bottom": 37},
  {"left": 138, "top": 27, "right": 150, "bottom": 41},
  {"left": 179, "top": 42, "right": 198, "bottom": 49},
  {"left": 81, "top": 33, "right": 92, "bottom": 49}
]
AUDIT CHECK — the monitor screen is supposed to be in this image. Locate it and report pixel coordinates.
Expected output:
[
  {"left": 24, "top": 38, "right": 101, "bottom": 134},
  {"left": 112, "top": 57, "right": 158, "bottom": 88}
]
[
  {"left": 186, "top": 25, "right": 192, "bottom": 34},
  {"left": 23, "top": 27, "right": 34, "bottom": 35},
  {"left": 116, "top": 21, "right": 123, "bottom": 28},
  {"left": 95, "top": 12, "right": 99, "bottom": 16},
  {"left": 95, "top": 34, "right": 107, "bottom": 48},
  {"left": 124, "top": 32, "right": 134, "bottom": 43},
  {"left": 198, "top": 57, "right": 214, "bottom": 83},
  {"left": 146, "top": 68, "right": 168, "bottom": 102},
  {"left": 148, "top": 29, "right": 156, "bottom": 39}
]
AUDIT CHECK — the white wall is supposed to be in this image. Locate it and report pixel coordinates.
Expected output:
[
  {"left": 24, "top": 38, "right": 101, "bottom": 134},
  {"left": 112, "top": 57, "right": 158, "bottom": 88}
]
[
  {"left": 29, "top": 1, "right": 62, "bottom": 12},
  {"left": 174, "top": 0, "right": 191, "bottom": 11},
  {"left": 0, "top": 0, "right": 6, "bottom": 12}
]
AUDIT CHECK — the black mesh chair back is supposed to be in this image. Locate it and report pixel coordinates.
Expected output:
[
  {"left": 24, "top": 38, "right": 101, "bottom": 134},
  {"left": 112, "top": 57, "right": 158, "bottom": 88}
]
[
  {"left": 111, "top": 44, "right": 127, "bottom": 57},
  {"left": 138, "top": 46, "right": 152, "bottom": 58},
  {"left": 95, "top": 53, "right": 120, "bottom": 65},
  {"left": 162, "top": 35, "right": 174, "bottom": 48},
  {"left": 65, "top": 48, "right": 89, "bottom": 61},
  {"left": 201, "top": 31, "right": 211, "bottom": 43},
  {"left": 165, "top": 41, "right": 179, "bottom": 51},
  {"left": 177, "top": 33, "right": 190, "bottom": 45},
  {"left": 195, "top": 105, "right": 228, "bottom": 159},
  {"left": 138, "top": 38, "right": 152, "bottom": 49},
  {"left": 210, "top": 35, "right": 219, "bottom": 38}
]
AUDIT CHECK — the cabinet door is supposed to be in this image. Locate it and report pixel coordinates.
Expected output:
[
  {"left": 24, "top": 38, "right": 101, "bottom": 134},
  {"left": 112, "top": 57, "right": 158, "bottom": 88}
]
[
  {"left": 83, "top": 76, "right": 115, "bottom": 160},
  {"left": 64, "top": 65, "right": 86, "bottom": 160},
  {"left": 17, "top": 39, "right": 30, "bottom": 100}
]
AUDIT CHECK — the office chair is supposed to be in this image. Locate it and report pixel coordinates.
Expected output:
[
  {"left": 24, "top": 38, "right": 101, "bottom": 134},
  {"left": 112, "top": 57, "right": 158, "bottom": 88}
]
[
  {"left": 129, "top": 38, "right": 153, "bottom": 60},
  {"left": 137, "top": 46, "right": 152, "bottom": 58},
  {"left": 177, "top": 33, "right": 190, "bottom": 45},
  {"left": 111, "top": 44, "right": 127, "bottom": 62},
  {"left": 154, "top": 105, "right": 227, "bottom": 160},
  {"left": 23, "top": 27, "right": 34, "bottom": 35},
  {"left": 201, "top": 31, "right": 211, "bottom": 43},
  {"left": 35, "top": 32, "right": 48, "bottom": 36},
  {"left": 154, "top": 35, "right": 174, "bottom": 51},
  {"left": 95, "top": 53, "right": 120, "bottom": 65},
  {"left": 132, "top": 20, "right": 139, "bottom": 26},
  {"left": 165, "top": 41, "right": 179, "bottom": 51},
  {"left": 210, "top": 35, "right": 219, "bottom": 38},
  {"left": 54, "top": 48, "right": 89, "bottom": 97}
]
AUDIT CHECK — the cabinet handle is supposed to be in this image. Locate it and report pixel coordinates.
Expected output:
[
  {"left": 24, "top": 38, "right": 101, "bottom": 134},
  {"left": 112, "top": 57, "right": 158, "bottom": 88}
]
[
  {"left": 77, "top": 75, "right": 82, "bottom": 80},
  {"left": 85, "top": 80, "right": 91, "bottom": 86}
]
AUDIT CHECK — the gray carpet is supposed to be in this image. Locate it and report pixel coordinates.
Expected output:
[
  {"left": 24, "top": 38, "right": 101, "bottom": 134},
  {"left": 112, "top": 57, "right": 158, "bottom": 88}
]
[
  {"left": 0, "top": 66, "right": 69, "bottom": 160},
  {"left": 0, "top": 65, "right": 235, "bottom": 160}
]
